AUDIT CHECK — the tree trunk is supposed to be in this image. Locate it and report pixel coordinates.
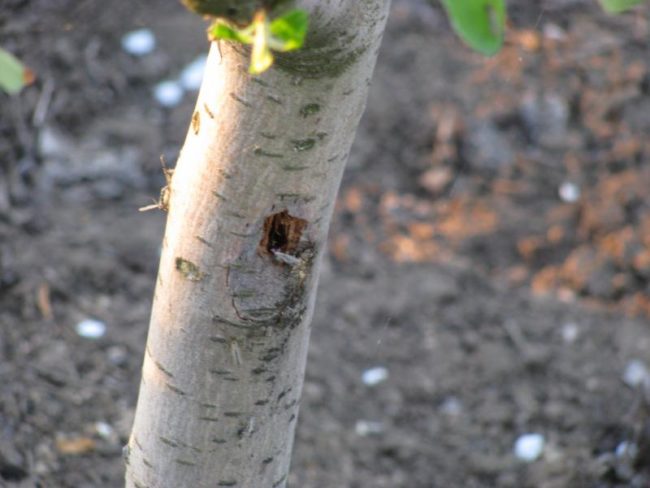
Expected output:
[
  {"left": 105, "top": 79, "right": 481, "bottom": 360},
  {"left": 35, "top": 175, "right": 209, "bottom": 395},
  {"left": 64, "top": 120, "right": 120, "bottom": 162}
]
[{"left": 126, "top": 2, "right": 390, "bottom": 487}]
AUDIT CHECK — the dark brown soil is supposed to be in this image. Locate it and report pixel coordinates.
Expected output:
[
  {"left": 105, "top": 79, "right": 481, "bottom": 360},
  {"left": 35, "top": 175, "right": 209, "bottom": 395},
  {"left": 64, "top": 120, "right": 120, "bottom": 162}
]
[{"left": 2, "top": 1, "right": 650, "bottom": 486}]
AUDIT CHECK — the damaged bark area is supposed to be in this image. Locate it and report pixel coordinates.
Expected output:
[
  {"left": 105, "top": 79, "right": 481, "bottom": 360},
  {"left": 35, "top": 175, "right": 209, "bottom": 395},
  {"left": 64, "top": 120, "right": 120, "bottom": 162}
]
[
  {"left": 259, "top": 210, "right": 308, "bottom": 258},
  {"left": 228, "top": 210, "right": 314, "bottom": 327}
]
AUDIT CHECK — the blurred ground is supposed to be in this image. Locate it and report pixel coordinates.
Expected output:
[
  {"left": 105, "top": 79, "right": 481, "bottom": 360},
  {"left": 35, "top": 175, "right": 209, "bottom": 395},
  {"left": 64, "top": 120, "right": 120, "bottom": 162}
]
[{"left": 2, "top": 0, "right": 650, "bottom": 486}]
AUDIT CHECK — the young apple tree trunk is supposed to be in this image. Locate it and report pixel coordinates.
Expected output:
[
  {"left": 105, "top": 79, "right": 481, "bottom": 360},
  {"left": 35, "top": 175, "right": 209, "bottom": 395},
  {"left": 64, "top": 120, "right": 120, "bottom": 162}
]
[{"left": 126, "top": 1, "right": 390, "bottom": 487}]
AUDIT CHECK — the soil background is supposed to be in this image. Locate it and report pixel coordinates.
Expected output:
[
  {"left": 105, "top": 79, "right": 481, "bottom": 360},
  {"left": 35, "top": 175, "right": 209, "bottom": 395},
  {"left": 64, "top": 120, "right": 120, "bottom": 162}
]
[{"left": 2, "top": 1, "right": 650, "bottom": 487}]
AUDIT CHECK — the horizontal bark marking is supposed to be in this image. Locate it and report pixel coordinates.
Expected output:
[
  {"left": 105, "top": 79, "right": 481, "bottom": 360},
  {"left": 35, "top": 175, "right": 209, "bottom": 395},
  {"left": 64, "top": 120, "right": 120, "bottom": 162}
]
[
  {"left": 225, "top": 210, "right": 246, "bottom": 219},
  {"left": 191, "top": 111, "right": 200, "bottom": 135},
  {"left": 146, "top": 346, "right": 174, "bottom": 378},
  {"left": 300, "top": 103, "right": 320, "bottom": 117},
  {"left": 212, "top": 315, "right": 251, "bottom": 330},
  {"left": 291, "top": 138, "right": 316, "bottom": 152},
  {"left": 212, "top": 191, "right": 227, "bottom": 201},
  {"left": 253, "top": 147, "right": 284, "bottom": 158},
  {"left": 217, "top": 481, "right": 238, "bottom": 487},
  {"left": 133, "top": 436, "right": 143, "bottom": 452},
  {"left": 229, "top": 92, "right": 251, "bottom": 107},
  {"left": 166, "top": 383, "right": 187, "bottom": 396},
  {"left": 159, "top": 436, "right": 178, "bottom": 448},
  {"left": 198, "top": 416, "right": 220, "bottom": 422},
  {"left": 209, "top": 369, "right": 233, "bottom": 376},
  {"left": 202, "top": 102, "right": 214, "bottom": 119},
  {"left": 272, "top": 475, "right": 287, "bottom": 488},
  {"left": 195, "top": 235, "right": 213, "bottom": 247},
  {"left": 175, "top": 459, "right": 197, "bottom": 467},
  {"left": 276, "top": 192, "right": 316, "bottom": 203},
  {"left": 218, "top": 168, "right": 232, "bottom": 179},
  {"left": 280, "top": 164, "right": 310, "bottom": 171},
  {"left": 229, "top": 231, "right": 257, "bottom": 238},
  {"left": 277, "top": 388, "right": 290, "bottom": 402},
  {"left": 231, "top": 289, "right": 257, "bottom": 298}
]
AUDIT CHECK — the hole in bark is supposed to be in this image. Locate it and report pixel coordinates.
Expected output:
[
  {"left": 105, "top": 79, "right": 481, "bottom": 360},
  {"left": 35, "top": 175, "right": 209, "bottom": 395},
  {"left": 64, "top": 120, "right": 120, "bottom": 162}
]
[{"left": 259, "top": 211, "right": 307, "bottom": 256}]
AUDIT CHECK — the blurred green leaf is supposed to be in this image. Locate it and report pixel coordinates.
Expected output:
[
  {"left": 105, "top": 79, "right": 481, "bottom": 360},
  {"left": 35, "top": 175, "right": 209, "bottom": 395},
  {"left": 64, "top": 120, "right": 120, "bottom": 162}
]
[
  {"left": 209, "top": 8, "right": 309, "bottom": 74},
  {"left": 0, "top": 47, "right": 30, "bottom": 95},
  {"left": 441, "top": 0, "right": 506, "bottom": 56},
  {"left": 209, "top": 21, "right": 253, "bottom": 44},
  {"left": 269, "top": 9, "right": 309, "bottom": 51},
  {"left": 598, "top": 0, "right": 644, "bottom": 12}
]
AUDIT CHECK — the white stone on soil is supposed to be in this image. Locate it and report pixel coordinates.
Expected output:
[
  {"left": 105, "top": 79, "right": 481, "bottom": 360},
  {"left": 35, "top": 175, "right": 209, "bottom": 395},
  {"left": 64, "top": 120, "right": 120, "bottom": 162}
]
[
  {"left": 75, "top": 318, "right": 106, "bottom": 339},
  {"left": 561, "top": 322, "right": 579, "bottom": 344},
  {"left": 121, "top": 29, "right": 156, "bottom": 56},
  {"left": 558, "top": 182, "right": 580, "bottom": 203},
  {"left": 622, "top": 359, "right": 650, "bottom": 388},
  {"left": 153, "top": 81, "right": 184, "bottom": 107},
  {"left": 179, "top": 55, "right": 207, "bottom": 91},
  {"left": 514, "top": 433, "right": 545, "bottom": 462},
  {"left": 361, "top": 366, "right": 388, "bottom": 386},
  {"left": 355, "top": 420, "right": 383, "bottom": 437}
]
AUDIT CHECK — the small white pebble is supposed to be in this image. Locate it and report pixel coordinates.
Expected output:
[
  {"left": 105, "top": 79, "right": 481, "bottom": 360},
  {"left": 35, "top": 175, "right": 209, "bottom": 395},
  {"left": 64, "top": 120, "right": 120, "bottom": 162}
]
[
  {"left": 76, "top": 318, "right": 106, "bottom": 339},
  {"left": 561, "top": 322, "right": 579, "bottom": 344},
  {"left": 121, "top": 29, "right": 156, "bottom": 56},
  {"left": 615, "top": 440, "right": 638, "bottom": 458},
  {"left": 558, "top": 182, "right": 580, "bottom": 203},
  {"left": 622, "top": 359, "right": 649, "bottom": 388},
  {"left": 440, "top": 396, "right": 463, "bottom": 417},
  {"left": 107, "top": 345, "right": 127, "bottom": 365},
  {"left": 543, "top": 23, "right": 566, "bottom": 41},
  {"left": 514, "top": 433, "right": 545, "bottom": 462},
  {"left": 355, "top": 420, "right": 383, "bottom": 437},
  {"left": 153, "top": 81, "right": 184, "bottom": 108},
  {"left": 361, "top": 366, "right": 389, "bottom": 386},
  {"left": 179, "top": 55, "right": 207, "bottom": 91},
  {"left": 95, "top": 421, "right": 114, "bottom": 439}
]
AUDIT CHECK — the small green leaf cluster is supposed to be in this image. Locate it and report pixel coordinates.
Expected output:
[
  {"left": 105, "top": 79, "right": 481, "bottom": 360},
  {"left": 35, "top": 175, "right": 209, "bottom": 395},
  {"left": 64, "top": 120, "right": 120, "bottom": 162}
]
[
  {"left": 441, "top": 0, "right": 646, "bottom": 56},
  {"left": 599, "top": 0, "right": 645, "bottom": 13},
  {"left": 0, "top": 47, "right": 33, "bottom": 95},
  {"left": 209, "top": 9, "right": 308, "bottom": 74}
]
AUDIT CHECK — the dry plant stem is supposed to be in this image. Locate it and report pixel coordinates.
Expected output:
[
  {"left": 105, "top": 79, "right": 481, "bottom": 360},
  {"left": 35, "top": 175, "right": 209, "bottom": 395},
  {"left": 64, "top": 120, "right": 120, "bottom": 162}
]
[{"left": 125, "top": 2, "right": 390, "bottom": 487}]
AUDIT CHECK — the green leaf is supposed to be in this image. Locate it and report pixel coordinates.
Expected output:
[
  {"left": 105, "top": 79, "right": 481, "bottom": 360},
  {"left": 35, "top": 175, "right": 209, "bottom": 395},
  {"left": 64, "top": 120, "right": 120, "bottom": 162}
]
[
  {"left": 209, "top": 21, "right": 253, "bottom": 44},
  {"left": 598, "top": 0, "right": 644, "bottom": 12},
  {"left": 269, "top": 9, "right": 309, "bottom": 52},
  {"left": 441, "top": 0, "right": 506, "bottom": 56},
  {"left": 0, "top": 47, "right": 29, "bottom": 95},
  {"left": 207, "top": 8, "right": 309, "bottom": 74}
]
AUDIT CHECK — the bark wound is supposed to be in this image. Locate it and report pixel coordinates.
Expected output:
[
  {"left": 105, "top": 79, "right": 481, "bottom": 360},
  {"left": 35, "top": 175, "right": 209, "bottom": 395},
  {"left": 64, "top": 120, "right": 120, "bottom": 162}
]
[{"left": 258, "top": 211, "right": 307, "bottom": 258}]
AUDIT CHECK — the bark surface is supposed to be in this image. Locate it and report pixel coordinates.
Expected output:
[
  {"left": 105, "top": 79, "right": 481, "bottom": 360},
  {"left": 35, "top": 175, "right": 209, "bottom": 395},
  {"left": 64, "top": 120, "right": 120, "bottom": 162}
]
[{"left": 126, "top": 2, "right": 390, "bottom": 487}]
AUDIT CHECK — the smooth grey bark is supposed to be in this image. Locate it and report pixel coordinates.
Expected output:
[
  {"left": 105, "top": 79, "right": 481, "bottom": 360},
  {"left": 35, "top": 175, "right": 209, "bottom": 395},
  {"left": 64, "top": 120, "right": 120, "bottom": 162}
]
[{"left": 126, "top": 2, "right": 390, "bottom": 487}]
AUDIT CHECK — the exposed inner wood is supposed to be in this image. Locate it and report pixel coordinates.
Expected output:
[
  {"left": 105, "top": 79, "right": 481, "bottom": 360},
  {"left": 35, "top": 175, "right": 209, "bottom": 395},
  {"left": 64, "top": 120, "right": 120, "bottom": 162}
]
[{"left": 259, "top": 210, "right": 307, "bottom": 256}]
